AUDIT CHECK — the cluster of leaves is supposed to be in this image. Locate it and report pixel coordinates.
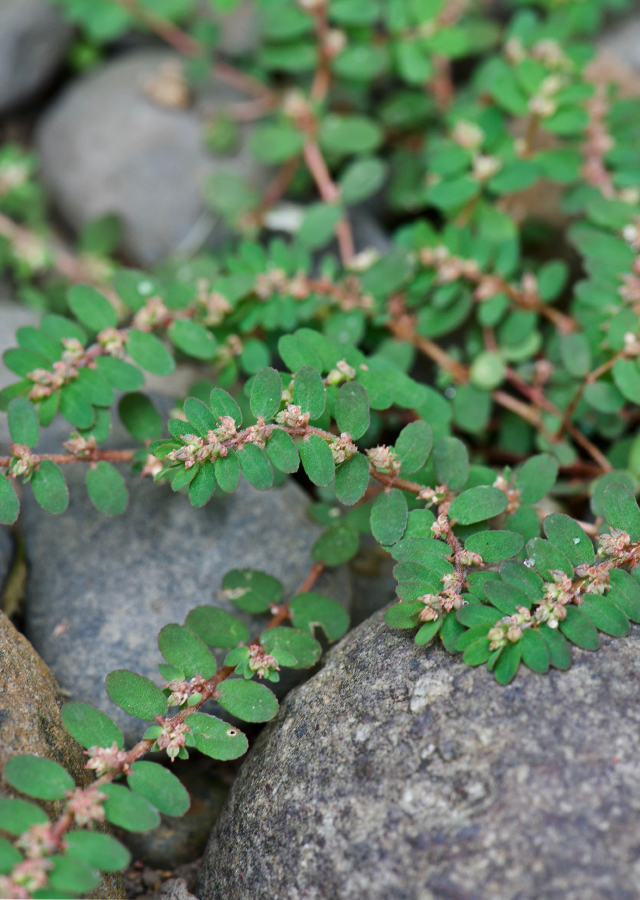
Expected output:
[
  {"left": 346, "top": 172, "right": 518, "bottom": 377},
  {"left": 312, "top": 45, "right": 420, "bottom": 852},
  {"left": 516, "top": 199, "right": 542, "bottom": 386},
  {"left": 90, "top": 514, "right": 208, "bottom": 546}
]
[
  {"left": 385, "top": 486, "right": 640, "bottom": 684},
  {"left": 0, "top": 572, "right": 348, "bottom": 898}
]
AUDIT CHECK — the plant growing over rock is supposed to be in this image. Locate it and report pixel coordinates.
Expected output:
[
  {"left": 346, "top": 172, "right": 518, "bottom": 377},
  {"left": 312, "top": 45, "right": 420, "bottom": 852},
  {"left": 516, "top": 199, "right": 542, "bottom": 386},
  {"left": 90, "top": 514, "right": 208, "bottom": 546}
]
[{"left": 2, "top": 0, "right": 640, "bottom": 892}]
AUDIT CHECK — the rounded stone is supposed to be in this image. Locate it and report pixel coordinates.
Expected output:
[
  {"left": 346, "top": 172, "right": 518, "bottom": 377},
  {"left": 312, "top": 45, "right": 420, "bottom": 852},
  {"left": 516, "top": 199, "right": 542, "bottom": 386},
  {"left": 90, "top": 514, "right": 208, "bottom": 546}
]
[
  {"left": 36, "top": 49, "right": 268, "bottom": 266},
  {"left": 199, "top": 608, "right": 640, "bottom": 900},
  {"left": 0, "top": 0, "right": 71, "bottom": 114}
]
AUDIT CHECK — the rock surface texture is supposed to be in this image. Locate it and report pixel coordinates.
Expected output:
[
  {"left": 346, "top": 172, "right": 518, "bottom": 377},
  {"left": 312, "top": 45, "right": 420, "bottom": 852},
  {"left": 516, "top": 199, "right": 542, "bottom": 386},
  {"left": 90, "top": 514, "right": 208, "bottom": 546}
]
[
  {"left": 0, "top": 0, "right": 71, "bottom": 114},
  {"left": 0, "top": 611, "right": 124, "bottom": 898},
  {"left": 36, "top": 49, "right": 268, "bottom": 266},
  {"left": 199, "top": 608, "right": 640, "bottom": 900},
  {"left": 22, "top": 458, "right": 350, "bottom": 742}
]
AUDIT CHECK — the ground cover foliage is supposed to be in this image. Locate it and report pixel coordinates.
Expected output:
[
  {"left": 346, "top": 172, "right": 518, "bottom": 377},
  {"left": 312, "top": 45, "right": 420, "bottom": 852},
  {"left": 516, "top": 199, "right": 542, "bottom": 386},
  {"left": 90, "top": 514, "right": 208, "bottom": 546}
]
[{"left": 2, "top": 0, "right": 640, "bottom": 892}]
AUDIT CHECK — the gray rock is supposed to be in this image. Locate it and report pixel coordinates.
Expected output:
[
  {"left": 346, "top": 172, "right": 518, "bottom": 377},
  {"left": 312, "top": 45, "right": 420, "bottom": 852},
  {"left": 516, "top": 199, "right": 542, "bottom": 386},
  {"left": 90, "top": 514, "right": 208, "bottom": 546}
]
[
  {"left": 199, "top": 608, "right": 640, "bottom": 900},
  {"left": 36, "top": 49, "right": 269, "bottom": 266},
  {"left": 0, "top": 0, "right": 71, "bottom": 114},
  {"left": 151, "top": 877, "right": 198, "bottom": 900},
  {"left": 201, "top": 0, "right": 259, "bottom": 57},
  {"left": 598, "top": 18, "right": 640, "bottom": 72},
  {"left": 22, "top": 456, "right": 350, "bottom": 743}
]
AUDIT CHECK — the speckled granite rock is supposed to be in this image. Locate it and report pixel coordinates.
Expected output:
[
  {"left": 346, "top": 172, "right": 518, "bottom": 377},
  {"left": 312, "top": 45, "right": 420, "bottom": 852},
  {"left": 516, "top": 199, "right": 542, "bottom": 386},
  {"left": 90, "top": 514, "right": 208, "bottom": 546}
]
[
  {"left": 0, "top": 611, "right": 124, "bottom": 899},
  {"left": 0, "top": 0, "right": 71, "bottom": 114},
  {"left": 21, "top": 451, "right": 350, "bottom": 743},
  {"left": 199, "top": 608, "right": 640, "bottom": 900},
  {"left": 36, "top": 49, "right": 268, "bottom": 266}
]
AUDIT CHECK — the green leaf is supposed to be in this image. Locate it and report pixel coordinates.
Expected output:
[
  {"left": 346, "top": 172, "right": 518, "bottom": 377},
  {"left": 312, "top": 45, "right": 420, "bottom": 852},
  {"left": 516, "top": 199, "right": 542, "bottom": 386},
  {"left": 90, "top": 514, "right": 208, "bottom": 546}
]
[
  {"left": 440, "top": 609, "right": 465, "bottom": 651},
  {"left": 612, "top": 359, "right": 640, "bottom": 404},
  {"left": 0, "top": 797, "right": 47, "bottom": 835},
  {"left": 453, "top": 623, "right": 491, "bottom": 651},
  {"left": 0, "top": 838, "right": 22, "bottom": 874},
  {"left": 4, "top": 755, "right": 74, "bottom": 800},
  {"left": 3, "top": 347, "right": 50, "bottom": 377},
  {"left": 433, "top": 436, "right": 469, "bottom": 490},
  {"left": 118, "top": 393, "right": 162, "bottom": 441},
  {"left": 171, "top": 465, "right": 197, "bottom": 493},
  {"left": 520, "top": 628, "right": 549, "bottom": 673},
  {"left": 580, "top": 595, "right": 630, "bottom": 637},
  {"left": 292, "top": 366, "right": 326, "bottom": 419},
  {"left": 127, "top": 329, "right": 175, "bottom": 376},
  {"left": 48, "top": 855, "right": 100, "bottom": 895},
  {"left": 384, "top": 600, "right": 422, "bottom": 629},
  {"left": 158, "top": 624, "right": 217, "bottom": 680},
  {"left": 543, "top": 513, "right": 594, "bottom": 566},
  {"left": 394, "top": 420, "right": 432, "bottom": 474},
  {"left": 493, "top": 641, "right": 521, "bottom": 684},
  {"left": 61, "top": 701, "right": 124, "bottom": 750},
  {"left": 40, "top": 313, "right": 86, "bottom": 345},
  {"left": 189, "top": 463, "right": 216, "bottom": 508},
  {"left": 559, "top": 606, "right": 600, "bottom": 650},
  {"left": 169, "top": 319, "right": 217, "bottom": 360},
  {"left": 128, "top": 761, "right": 190, "bottom": 816},
  {"left": 289, "top": 592, "right": 349, "bottom": 641},
  {"left": 187, "top": 713, "right": 248, "bottom": 760},
  {"left": 266, "top": 428, "right": 299, "bottom": 474},
  {"left": 334, "top": 452, "right": 369, "bottom": 505},
  {"left": 215, "top": 451, "right": 240, "bottom": 492},
  {"left": 539, "top": 623, "right": 571, "bottom": 669},
  {"left": 216, "top": 679, "right": 278, "bottom": 722},
  {"left": 456, "top": 605, "right": 501, "bottom": 627},
  {"left": 238, "top": 443, "right": 274, "bottom": 490},
  {"left": 449, "top": 486, "right": 508, "bottom": 525},
  {"left": 335, "top": 381, "right": 370, "bottom": 439},
  {"left": 312, "top": 523, "right": 359, "bottom": 565},
  {"left": 95, "top": 356, "right": 145, "bottom": 391},
  {"left": 86, "top": 462, "right": 128, "bottom": 516},
  {"left": 560, "top": 332, "right": 591, "bottom": 377},
  {"left": 499, "top": 560, "right": 544, "bottom": 603},
  {"left": 66, "top": 831, "right": 131, "bottom": 872},
  {"left": 526, "top": 537, "right": 573, "bottom": 580},
  {"left": 415, "top": 618, "right": 442, "bottom": 646},
  {"left": 483, "top": 580, "right": 530, "bottom": 615},
  {"left": 463, "top": 638, "right": 492, "bottom": 666},
  {"left": 370, "top": 489, "right": 408, "bottom": 545},
  {"left": 298, "top": 434, "right": 335, "bottom": 486},
  {"left": 221, "top": 569, "right": 283, "bottom": 614},
  {"left": 319, "top": 114, "right": 382, "bottom": 155},
  {"left": 8, "top": 397, "right": 39, "bottom": 447},
  {"left": 250, "top": 367, "right": 282, "bottom": 420},
  {"left": 608, "top": 569, "right": 640, "bottom": 623},
  {"left": 260, "top": 626, "right": 322, "bottom": 668},
  {"left": 37, "top": 389, "right": 60, "bottom": 427},
  {"left": 339, "top": 157, "right": 387, "bottom": 204},
  {"left": 249, "top": 123, "right": 305, "bottom": 163},
  {"left": 583, "top": 381, "right": 624, "bottom": 414},
  {"left": 60, "top": 383, "right": 94, "bottom": 429},
  {"left": 298, "top": 203, "right": 343, "bottom": 250},
  {"left": 30, "top": 460, "right": 69, "bottom": 515},
  {"left": 0, "top": 474, "right": 19, "bottom": 525},
  {"left": 210, "top": 388, "right": 242, "bottom": 427},
  {"left": 278, "top": 334, "right": 323, "bottom": 374},
  {"left": 185, "top": 606, "right": 249, "bottom": 648},
  {"left": 68, "top": 284, "right": 117, "bottom": 331},
  {"left": 105, "top": 670, "right": 168, "bottom": 721},
  {"left": 603, "top": 482, "right": 640, "bottom": 541},
  {"left": 464, "top": 530, "right": 523, "bottom": 563},
  {"left": 184, "top": 397, "right": 217, "bottom": 436},
  {"left": 101, "top": 783, "right": 160, "bottom": 832},
  {"left": 515, "top": 454, "right": 558, "bottom": 504}
]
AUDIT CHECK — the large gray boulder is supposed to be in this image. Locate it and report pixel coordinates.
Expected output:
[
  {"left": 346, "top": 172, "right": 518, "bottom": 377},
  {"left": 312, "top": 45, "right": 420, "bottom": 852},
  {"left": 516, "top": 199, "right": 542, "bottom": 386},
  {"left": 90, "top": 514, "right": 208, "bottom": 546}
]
[
  {"left": 199, "top": 608, "right": 640, "bottom": 900},
  {"left": 36, "top": 49, "right": 269, "bottom": 266},
  {"left": 0, "top": 0, "right": 71, "bottom": 114},
  {"left": 21, "top": 462, "right": 350, "bottom": 743}
]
